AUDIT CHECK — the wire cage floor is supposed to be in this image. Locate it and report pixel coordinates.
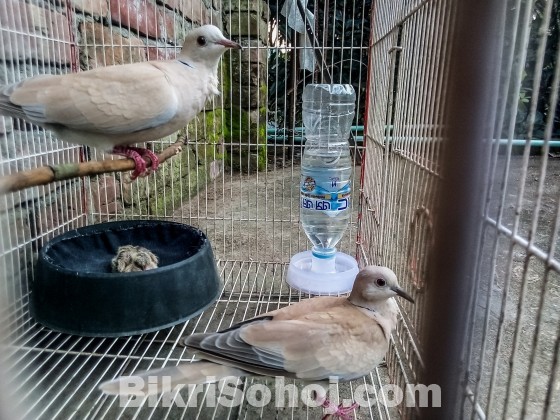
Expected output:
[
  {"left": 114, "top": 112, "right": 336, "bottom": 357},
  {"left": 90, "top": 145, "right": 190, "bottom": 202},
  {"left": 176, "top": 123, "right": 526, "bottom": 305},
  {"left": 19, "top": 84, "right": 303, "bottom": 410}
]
[{"left": 5, "top": 261, "right": 400, "bottom": 420}]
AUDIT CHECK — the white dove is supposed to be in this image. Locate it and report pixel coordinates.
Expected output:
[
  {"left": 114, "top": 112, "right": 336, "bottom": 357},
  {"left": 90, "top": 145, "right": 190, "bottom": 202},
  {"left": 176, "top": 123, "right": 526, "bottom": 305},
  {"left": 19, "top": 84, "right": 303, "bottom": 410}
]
[
  {"left": 0, "top": 25, "right": 241, "bottom": 179},
  {"left": 100, "top": 265, "right": 414, "bottom": 419}
]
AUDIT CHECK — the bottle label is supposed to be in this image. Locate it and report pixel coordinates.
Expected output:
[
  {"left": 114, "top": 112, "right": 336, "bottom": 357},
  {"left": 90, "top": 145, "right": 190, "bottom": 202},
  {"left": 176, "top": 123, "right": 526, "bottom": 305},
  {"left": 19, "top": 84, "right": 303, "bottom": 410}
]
[{"left": 300, "top": 172, "right": 351, "bottom": 216}]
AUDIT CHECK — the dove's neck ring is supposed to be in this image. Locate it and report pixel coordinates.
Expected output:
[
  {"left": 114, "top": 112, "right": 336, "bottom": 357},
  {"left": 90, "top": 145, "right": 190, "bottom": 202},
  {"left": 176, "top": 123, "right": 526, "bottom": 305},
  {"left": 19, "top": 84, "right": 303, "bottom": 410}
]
[
  {"left": 347, "top": 298, "right": 377, "bottom": 313},
  {"left": 178, "top": 59, "right": 194, "bottom": 68}
]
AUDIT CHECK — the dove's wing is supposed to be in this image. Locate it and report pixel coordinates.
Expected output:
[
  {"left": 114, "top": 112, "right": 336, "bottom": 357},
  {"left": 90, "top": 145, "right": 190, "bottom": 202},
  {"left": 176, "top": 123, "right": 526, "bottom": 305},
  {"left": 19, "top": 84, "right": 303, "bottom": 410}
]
[
  {"left": 2, "top": 62, "right": 178, "bottom": 135},
  {"left": 185, "top": 300, "right": 389, "bottom": 382}
]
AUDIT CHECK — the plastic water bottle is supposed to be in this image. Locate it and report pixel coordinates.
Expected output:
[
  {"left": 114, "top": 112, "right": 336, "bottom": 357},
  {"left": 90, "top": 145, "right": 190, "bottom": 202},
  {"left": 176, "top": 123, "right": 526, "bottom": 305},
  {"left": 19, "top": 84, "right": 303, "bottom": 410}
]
[
  {"left": 286, "top": 84, "right": 358, "bottom": 293},
  {"left": 300, "top": 84, "right": 356, "bottom": 272}
]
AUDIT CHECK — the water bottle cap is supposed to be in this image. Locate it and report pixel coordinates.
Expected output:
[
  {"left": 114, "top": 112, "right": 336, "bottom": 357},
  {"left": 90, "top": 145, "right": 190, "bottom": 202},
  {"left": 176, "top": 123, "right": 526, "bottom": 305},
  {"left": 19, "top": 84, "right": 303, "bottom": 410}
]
[{"left": 311, "top": 247, "right": 337, "bottom": 259}]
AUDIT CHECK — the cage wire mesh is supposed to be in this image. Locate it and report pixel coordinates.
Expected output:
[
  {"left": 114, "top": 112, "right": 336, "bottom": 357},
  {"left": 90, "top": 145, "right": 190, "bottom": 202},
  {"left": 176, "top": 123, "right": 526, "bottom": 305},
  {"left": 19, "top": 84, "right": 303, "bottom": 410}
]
[
  {"left": 459, "top": 0, "right": 560, "bottom": 418},
  {"left": 0, "top": 0, "right": 559, "bottom": 419}
]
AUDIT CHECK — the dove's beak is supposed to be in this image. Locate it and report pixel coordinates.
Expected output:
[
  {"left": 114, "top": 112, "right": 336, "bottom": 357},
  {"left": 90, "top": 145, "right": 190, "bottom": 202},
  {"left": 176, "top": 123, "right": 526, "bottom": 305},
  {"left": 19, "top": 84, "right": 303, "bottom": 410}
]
[
  {"left": 217, "top": 39, "right": 242, "bottom": 49},
  {"left": 391, "top": 286, "right": 415, "bottom": 303}
]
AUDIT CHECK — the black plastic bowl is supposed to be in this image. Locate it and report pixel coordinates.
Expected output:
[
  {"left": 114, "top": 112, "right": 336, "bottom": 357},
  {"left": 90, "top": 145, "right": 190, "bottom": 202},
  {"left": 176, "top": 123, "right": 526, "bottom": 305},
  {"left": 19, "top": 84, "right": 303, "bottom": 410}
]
[{"left": 31, "top": 220, "right": 221, "bottom": 337}]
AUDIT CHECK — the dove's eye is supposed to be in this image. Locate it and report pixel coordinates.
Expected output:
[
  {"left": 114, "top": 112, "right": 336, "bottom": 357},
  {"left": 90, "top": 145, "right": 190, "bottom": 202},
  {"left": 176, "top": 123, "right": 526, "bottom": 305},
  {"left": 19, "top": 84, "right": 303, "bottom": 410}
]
[
  {"left": 376, "top": 278, "right": 386, "bottom": 287},
  {"left": 197, "top": 36, "right": 207, "bottom": 46}
]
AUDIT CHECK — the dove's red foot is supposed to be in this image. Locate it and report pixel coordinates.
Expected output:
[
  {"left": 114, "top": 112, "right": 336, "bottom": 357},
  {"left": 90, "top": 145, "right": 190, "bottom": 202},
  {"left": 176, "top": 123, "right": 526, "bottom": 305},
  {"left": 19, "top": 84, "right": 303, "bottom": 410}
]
[
  {"left": 112, "top": 146, "right": 159, "bottom": 180},
  {"left": 317, "top": 396, "right": 360, "bottom": 420}
]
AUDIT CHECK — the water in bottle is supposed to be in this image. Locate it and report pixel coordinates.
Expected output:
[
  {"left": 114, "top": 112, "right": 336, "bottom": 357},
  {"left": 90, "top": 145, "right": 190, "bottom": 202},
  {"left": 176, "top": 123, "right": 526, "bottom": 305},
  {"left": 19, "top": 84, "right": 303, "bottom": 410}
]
[{"left": 300, "top": 84, "right": 356, "bottom": 270}]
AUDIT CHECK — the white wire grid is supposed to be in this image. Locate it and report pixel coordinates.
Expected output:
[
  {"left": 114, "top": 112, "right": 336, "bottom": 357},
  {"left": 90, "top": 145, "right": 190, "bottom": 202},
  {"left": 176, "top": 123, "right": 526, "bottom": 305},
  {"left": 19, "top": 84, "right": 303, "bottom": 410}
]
[
  {"left": 365, "top": 0, "right": 560, "bottom": 419},
  {"left": 361, "top": 1, "right": 451, "bottom": 418},
  {"left": 0, "top": 0, "right": 376, "bottom": 419},
  {"left": 460, "top": 0, "right": 560, "bottom": 418}
]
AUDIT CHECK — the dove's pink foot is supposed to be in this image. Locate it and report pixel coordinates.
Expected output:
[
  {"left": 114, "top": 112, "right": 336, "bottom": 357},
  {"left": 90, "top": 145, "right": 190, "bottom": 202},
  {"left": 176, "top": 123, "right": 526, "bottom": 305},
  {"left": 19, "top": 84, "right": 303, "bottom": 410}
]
[
  {"left": 316, "top": 395, "right": 360, "bottom": 420},
  {"left": 132, "top": 147, "right": 159, "bottom": 172},
  {"left": 112, "top": 146, "right": 159, "bottom": 180}
]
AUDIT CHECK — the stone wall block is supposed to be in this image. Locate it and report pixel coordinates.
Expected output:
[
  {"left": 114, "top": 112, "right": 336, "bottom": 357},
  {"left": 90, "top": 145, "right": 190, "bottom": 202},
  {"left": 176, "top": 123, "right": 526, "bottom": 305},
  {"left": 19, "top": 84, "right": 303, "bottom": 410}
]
[
  {"left": 91, "top": 175, "right": 123, "bottom": 214},
  {"left": 71, "top": 0, "right": 109, "bottom": 18},
  {"left": 109, "top": 0, "right": 185, "bottom": 42},
  {"left": 34, "top": 186, "right": 85, "bottom": 242},
  {"left": 0, "top": 0, "right": 73, "bottom": 64},
  {"left": 160, "top": 0, "right": 209, "bottom": 25},
  {"left": 240, "top": 40, "right": 267, "bottom": 64},
  {"left": 226, "top": 11, "right": 268, "bottom": 44},
  {"left": 80, "top": 21, "right": 147, "bottom": 68},
  {"left": 223, "top": 0, "right": 269, "bottom": 18}
]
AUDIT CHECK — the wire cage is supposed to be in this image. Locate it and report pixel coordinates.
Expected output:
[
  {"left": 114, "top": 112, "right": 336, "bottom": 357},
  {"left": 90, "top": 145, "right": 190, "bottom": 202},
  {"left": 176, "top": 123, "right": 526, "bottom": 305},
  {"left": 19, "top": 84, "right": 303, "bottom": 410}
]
[{"left": 0, "top": 0, "right": 559, "bottom": 419}]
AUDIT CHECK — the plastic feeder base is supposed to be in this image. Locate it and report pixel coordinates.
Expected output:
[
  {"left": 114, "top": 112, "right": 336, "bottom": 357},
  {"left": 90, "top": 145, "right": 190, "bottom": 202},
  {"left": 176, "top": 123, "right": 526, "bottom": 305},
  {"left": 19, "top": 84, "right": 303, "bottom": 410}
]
[
  {"left": 286, "top": 250, "right": 359, "bottom": 294},
  {"left": 31, "top": 220, "right": 221, "bottom": 337}
]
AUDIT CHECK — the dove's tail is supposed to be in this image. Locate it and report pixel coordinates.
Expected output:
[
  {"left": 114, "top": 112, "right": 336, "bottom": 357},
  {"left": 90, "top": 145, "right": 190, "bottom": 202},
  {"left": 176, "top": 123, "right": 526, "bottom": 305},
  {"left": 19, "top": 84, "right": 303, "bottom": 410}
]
[
  {"left": 0, "top": 82, "right": 27, "bottom": 120},
  {"left": 99, "top": 361, "right": 248, "bottom": 396},
  {"left": 0, "top": 75, "right": 55, "bottom": 122}
]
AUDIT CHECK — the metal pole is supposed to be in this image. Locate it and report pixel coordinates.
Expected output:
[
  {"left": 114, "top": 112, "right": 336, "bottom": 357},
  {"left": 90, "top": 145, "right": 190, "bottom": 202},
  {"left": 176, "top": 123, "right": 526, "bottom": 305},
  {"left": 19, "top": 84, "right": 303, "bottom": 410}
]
[{"left": 420, "top": 0, "right": 504, "bottom": 418}]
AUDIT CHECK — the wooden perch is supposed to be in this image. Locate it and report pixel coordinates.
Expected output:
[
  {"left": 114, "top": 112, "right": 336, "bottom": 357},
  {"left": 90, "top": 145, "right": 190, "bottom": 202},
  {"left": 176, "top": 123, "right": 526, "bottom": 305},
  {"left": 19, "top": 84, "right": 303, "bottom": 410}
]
[{"left": 0, "top": 140, "right": 185, "bottom": 194}]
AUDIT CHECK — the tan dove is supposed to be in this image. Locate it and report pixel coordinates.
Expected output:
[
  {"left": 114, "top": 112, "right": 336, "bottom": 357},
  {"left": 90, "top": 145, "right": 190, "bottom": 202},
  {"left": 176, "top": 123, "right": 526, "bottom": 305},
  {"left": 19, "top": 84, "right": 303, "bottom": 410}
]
[
  {"left": 99, "top": 265, "right": 414, "bottom": 419},
  {"left": 0, "top": 25, "right": 241, "bottom": 179}
]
